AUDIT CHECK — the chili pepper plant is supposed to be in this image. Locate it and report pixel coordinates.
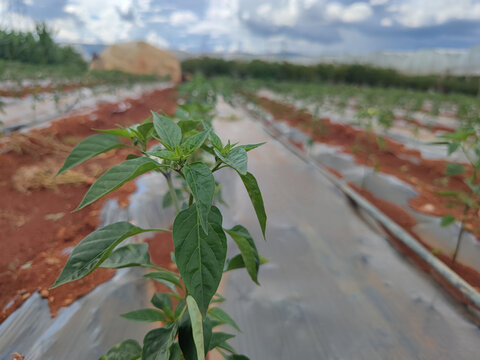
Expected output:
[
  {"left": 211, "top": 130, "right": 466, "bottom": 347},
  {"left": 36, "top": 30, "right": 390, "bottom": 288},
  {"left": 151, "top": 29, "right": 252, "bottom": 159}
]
[{"left": 52, "top": 83, "right": 267, "bottom": 360}]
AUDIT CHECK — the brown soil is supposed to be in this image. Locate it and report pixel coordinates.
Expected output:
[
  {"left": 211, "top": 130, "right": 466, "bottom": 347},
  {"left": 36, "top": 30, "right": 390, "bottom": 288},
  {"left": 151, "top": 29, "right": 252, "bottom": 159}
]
[
  {"left": 0, "top": 87, "right": 178, "bottom": 323},
  {"left": 399, "top": 116, "right": 455, "bottom": 133},
  {"left": 0, "top": 81, "right": 103, "bottom": 98},
  {"left": 352, "top": 183, "right": 480, "bottom": 309}
]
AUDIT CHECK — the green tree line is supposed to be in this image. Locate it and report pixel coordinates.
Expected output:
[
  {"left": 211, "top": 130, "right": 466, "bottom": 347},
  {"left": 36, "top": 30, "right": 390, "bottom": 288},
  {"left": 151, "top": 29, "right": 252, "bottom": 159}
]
[
  {"left": 0, "top": 23, "right": 86, "bottom": 69},
  {"left": 182, "top": 58, "right": 480, "bottom": 97}
]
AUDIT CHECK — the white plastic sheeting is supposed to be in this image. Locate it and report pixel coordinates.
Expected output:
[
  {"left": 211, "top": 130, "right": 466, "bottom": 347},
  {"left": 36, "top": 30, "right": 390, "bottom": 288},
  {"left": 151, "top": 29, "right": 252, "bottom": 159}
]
[
  {"left": 213, "top": 99, "right": 480, "bottom": 359},
  {"left": 0, "top": 82, "right": 171, "bottom": 134}
]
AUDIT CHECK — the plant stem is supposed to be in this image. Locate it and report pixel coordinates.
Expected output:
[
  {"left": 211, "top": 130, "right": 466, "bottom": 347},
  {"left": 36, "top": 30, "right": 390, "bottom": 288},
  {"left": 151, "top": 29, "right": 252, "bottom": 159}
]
[
  {"left": 452, "top": 205, "right": 469, "bottom": 265},
  {"left": 211, "top": 161, "right": 222, "bottom": 172},
  {"left": 452, "top": 225, "right": 465, "bottom": 266},
  {"left": 165, "top": 172, "right": 180, "bottom": 215}
]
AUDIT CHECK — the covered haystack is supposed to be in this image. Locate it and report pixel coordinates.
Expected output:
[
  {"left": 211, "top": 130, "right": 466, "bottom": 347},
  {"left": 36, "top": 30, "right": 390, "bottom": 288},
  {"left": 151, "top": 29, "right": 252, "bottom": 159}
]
[{"left": 90, "top": 41, "right": 181, "bottom": 83}]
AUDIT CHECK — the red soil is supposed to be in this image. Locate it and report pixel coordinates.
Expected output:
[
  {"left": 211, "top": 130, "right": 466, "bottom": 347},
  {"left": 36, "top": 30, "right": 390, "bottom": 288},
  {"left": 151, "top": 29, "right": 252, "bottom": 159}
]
[
  {"left": 0, "top": 87, "right": 178, "bottom": 323},
  {"left": 352, "top": 184, "right": 480, "bottom": 308},
  {"left": 0, "top": 81, "right": 102, "bottom": 98},
  {"left": 399, "top": 116, "right": 455, "bottom": 133}
]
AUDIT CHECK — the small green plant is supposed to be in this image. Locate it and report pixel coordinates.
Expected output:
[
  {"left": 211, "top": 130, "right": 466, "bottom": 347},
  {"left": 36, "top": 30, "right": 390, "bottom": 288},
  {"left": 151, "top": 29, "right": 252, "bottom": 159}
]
[
  {"left": 311, "top": 104, "right": 328, "bottom": 137},
  {"left": 434, "top": 127, "right": 480, "bottom": 264},
  {"left": 52, "top": 83, "right": 267, "bottom": 359},
  {"left": 355, "top": 106, "right": 394, "bottom": 151}
]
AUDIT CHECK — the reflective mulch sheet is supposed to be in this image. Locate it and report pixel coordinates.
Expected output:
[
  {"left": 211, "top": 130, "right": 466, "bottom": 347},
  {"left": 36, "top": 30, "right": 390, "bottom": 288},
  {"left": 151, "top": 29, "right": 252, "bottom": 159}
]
[{"left": 213, "top": 100, "right": 480, "bottom": 360}]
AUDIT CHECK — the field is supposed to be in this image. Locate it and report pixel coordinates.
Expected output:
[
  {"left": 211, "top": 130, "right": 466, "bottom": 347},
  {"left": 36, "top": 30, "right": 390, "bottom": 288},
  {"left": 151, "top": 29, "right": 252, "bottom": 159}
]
[
  {"left": 235, "top": 78, "right": 480, "bottom": 298},
  {"left": 3, "top": 69, "right": 480, "bottom": 358}
]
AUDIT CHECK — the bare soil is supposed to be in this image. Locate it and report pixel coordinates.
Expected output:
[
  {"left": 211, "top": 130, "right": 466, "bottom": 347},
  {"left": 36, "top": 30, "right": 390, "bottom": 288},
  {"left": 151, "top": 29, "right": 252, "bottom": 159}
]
[{"left": 0, "top": 81, "right": 104, "bottom": 98}]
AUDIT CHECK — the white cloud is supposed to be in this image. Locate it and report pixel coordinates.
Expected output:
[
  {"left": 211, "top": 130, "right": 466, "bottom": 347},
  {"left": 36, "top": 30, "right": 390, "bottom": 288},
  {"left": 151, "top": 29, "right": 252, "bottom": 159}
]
[
  {"left": 370, "top": 0, "right": 389, "bottom": 5},
  {"left": 169, "top": 10, "right": 198, "bottom": 26},
  {"left": 145, "top": 31, "right": 169, "bottom": 48},
  {"left": 326, "top": 2, "right": 373, "bottom": 23},
  {"left": 50, "top": 17, "right": 83, "bottom": 42},
  {"left": 257, "top": 4, "right": 272, "bottom": 17},
  {"left": 241, "top": 11, "right": 250, "bottom": 20},
  {"left": 256, "top": 0, "right": 300, "bottom": 27},
  {"left": 303, "top": 0, "right": 318, "bottom": 9},
  {"left": 187, "top": 0, "right": 240, "bottom": 36},
  {"left": 388, "top": 0, "right": 480, "bottom": 28},
  {"left": 271, "top": 0, "right": 300, "bottom": 27},
  {"left": 0, "top": 2, "right": 35, "bottom": 32},
  {"left": 149, "top": 15, "right": 168, "bottom": 23},
  {"left": 380, "top": 17, "right": 393, "bottom": 26},
  {"left": 62, "top": 0, "right": 136, "bottom": 43}
]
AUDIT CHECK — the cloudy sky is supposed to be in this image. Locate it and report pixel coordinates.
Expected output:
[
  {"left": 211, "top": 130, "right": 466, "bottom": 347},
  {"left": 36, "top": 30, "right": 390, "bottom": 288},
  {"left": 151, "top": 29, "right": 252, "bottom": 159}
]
[{"left": 1, "top": 0, "right": 480, "bottom": 56}]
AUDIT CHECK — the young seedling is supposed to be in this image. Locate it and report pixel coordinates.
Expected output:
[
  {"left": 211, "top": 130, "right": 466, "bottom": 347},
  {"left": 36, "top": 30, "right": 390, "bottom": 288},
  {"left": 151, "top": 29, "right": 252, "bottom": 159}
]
[
  {"left": 311, "top": 103, "right": 328, "bottom": 138},
  {"left": 52, "top": 81, "right": 267, "bottom": 360},
  {"left": 434, "top": 127, "right": 480, "bottom": 264}
]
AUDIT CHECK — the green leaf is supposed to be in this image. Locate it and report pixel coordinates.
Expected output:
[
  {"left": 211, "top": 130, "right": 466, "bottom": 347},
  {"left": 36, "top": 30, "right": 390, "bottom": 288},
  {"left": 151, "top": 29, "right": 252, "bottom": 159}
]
[
  {"left": 240, "top": 172, "right": 267, "bottom": 239},
  {"left": 76, "top": 157, "right": 160, "bottom": 210},
  {"left": 441, "top": 215, "right": 456, "bottom": 227},
  {"left": 211, "top": 293, "right": 226, "bottom": 304},
  {"left": 144, "top": 271, "right": 182, "bottom": 289},
  {"left": 149, "top": 150, "right": 181, "bottom": 161},
  {"left": 445, "top": 163, "right": 465, "bottom": 176},
  {"left": 181, "top": 131, "right": 209, "bottom": 155},
  {"left": 208, "top": 332, "right": 235, "bottom": 351},
  {"left": 136, "top": 122, "right": 155, "bottom": 141},
  {"left": 447, "top": 142, "right": 460, "bottom": 155},
  {"left": 466, "top": 179, "right": 480, "bottom": 195},
  {"left": 96, "top": 127, "right": 134, "bottom": 139},
  {"left": 187, "top": 296, "right": 205, "bottom": 360},
  {"left": 51, "top": 222, "right": 154, "bottom": 288},
  {"left": 99, "top": 339, "right": 141, "bottom": 360},
  {"left": 57, "top": 134, "right": 125, "bottom": 175},
  {"left": 126, "top": 154, "right": 141, "bottom": 160},
  {"left": 100, "top": 243, "right": 152, "bottom": 269},
  {"left": 208, "top": 307, "right": 240, "bottom": 332},
  {"left": 152, "top": 112, "right": 182, "bottom": 151},
  {"left": 121, "top": 308, "right": 166, "bottom": 322},
  {"left": 168, "top": 343, "right": 181, "bottom": 360},
  {"left": 226, "top": 355, "right": 250, "bottom": 360},
  {"left": 179, "top": 316, "right": 213, "bottom": 360},
  {"left": 183, "top": 163, "right": 215, "bottom": 234},
  {"left": 214, "top": 147, "right": 247, "bottom": 175},
  {"left": 178, "top": 120, "right": 203, "bottom": 135},
  {"left": 142, "top": 325, "right": 178, "bottom": 360},
  {"left": 225, "top": 255, "right": 268, "bottom": 272},
  {"left": 237, "top": 142, "right": 265, "bottom": 152},
  {"left": 225, "top": 225, "right": 260, "bottom": 284},
  {"left": 215, "top": 340, "right": 235, "bottom": 354},
  {"left": 174, "top": 299, "right": 186, "bottom": 320},
  {"left": 209, "top": 131, "right": 223, "bottom": 151},
  {"left": 173, "top": 206, "right": 227, "bottom": 315},
  {"left": 151, "top": 293, "right": 173, "bottom": 318}
]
